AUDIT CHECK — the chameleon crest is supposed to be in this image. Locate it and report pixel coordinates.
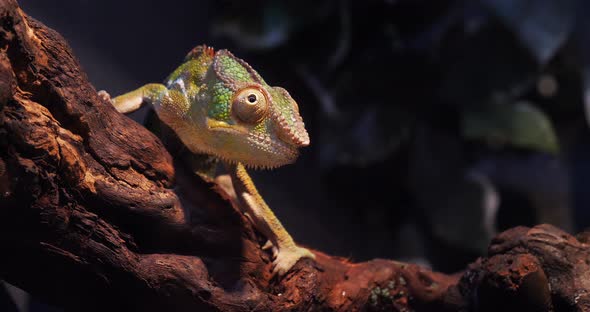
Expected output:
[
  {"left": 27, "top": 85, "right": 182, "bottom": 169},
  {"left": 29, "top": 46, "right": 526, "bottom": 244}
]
[{"left": 161, "top": 46, "right": 309, "bottom": 169}]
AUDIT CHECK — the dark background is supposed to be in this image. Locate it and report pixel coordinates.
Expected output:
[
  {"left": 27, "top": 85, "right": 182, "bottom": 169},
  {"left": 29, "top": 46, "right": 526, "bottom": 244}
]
[{"left": 4, "top": 0, "right": 590, "bottom": 310}]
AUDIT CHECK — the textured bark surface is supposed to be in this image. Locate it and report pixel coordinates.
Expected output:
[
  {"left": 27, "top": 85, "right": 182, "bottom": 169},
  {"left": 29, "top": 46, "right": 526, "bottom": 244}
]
[{"left": 0, "top": 0, "right": 589, "bottom": 311}]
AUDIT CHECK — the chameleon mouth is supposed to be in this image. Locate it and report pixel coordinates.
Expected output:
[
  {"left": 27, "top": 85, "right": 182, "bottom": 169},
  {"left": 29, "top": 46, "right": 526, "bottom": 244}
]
[
  {"left": 206, "top": 120, "right": 298, "bottom": 169},
  {"left": 245, "top": 132, "right": 299, "bottom": 169}
]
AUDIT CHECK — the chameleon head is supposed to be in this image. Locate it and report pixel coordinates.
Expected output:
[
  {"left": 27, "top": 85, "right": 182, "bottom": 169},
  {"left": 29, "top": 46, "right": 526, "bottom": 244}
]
[{"left": 202, "top": 49, "right": 309, "bottom": 169}]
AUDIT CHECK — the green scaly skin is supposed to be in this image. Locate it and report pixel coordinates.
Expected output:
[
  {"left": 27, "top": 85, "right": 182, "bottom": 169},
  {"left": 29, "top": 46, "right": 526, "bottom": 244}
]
[{"left": 99, "top": 45, "right": 314, "bottom": 276}]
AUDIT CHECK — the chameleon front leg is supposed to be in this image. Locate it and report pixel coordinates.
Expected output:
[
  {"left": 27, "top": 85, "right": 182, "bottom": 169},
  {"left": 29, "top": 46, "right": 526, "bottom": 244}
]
[
  {"left": 99, "top": 83, "right": 169, "bottom": 114},
  {"left": 229, "top": 163, "right": 315, "bottom": 276},
  {"left": 100, "top": 85, "right": 191, "bottom": 136}
]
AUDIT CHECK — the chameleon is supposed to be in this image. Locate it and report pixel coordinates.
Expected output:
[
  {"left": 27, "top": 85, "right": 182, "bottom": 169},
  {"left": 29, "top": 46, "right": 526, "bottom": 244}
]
[{"left": 98, "top": 45, "right": 314, "bottom": 276}]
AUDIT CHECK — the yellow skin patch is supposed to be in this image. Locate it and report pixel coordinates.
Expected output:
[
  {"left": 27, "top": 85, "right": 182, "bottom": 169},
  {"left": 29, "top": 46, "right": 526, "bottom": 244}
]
[{"left": 100, "top": 45, "right": 314, "bottom": 276}]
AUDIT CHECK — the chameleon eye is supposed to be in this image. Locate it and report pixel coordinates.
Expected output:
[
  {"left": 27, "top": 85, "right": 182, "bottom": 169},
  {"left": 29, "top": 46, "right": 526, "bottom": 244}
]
[
  {"left": 248, "top": 94, "right": 257, "bottom": 103},
  {"left": 232, "top": 88, "right": 268, "bottom": 124}
]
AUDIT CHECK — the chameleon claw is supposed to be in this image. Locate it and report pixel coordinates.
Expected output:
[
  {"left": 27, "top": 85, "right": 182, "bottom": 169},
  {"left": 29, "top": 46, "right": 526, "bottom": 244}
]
[
  {"left": 262, "top": 240, "right": 273, "bottom": 250},
  {"left": 262, "top": 240, "right": 279, "bottom": 259},
  {"left": 97, "top": 90, "right": 112, "bottom": 103},
  {"left": 271, "top": 246, "right": 315, "bottom": 277}
]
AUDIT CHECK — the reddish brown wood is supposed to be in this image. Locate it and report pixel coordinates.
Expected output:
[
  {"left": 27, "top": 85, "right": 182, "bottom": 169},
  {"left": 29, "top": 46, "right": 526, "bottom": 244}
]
[{"left": 0, "top": 1, "right": 589, "bottom": 311}]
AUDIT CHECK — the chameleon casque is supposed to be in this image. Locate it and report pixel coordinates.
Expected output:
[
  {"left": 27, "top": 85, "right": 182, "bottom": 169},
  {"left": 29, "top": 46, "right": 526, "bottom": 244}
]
[{"left": 99, "top": 45, "right": 314, "bottom": 276}]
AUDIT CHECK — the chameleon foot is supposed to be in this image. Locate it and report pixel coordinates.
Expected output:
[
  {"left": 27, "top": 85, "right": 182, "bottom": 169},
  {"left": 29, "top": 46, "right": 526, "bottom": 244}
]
[
  {"left": 262, "top": 240, "right": 279, "bottom": 259},
  {"left": 272, "top": 246, "right": 315, "bottom": 276}
]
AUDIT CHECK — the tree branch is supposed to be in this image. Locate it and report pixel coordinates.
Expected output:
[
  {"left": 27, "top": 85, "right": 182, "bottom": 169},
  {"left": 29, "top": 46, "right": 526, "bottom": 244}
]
[{"left": 0, "top": 1, "right": 588, "bottom": 311}]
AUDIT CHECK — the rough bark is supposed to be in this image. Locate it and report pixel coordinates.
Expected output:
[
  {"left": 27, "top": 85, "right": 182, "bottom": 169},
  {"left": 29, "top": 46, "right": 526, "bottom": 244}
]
[{"left": 0, "top": 0, "right": 589, "bottom": 311}]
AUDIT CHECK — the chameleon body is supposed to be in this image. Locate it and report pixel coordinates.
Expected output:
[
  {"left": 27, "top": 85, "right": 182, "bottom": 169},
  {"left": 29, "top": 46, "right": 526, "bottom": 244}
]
[{"left": 100, "top": 45, "right": 314, "bottom": 276}]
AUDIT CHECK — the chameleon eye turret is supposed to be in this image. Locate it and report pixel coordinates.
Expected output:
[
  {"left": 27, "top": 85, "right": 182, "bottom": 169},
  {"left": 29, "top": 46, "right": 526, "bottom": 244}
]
[{"left": 232, "top": 87, "right": 269, "bottom": 124}]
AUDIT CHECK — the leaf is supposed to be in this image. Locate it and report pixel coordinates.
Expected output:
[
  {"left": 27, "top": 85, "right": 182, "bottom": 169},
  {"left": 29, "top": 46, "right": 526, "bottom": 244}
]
[{"left": 461, "top": 102, "right": 559, "bottom": 154}]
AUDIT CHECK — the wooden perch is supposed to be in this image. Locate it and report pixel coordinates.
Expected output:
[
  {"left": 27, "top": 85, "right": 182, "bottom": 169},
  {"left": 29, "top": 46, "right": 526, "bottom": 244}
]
[{"left": 0, "top": 1, "right": 589, "bottom": 311}]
